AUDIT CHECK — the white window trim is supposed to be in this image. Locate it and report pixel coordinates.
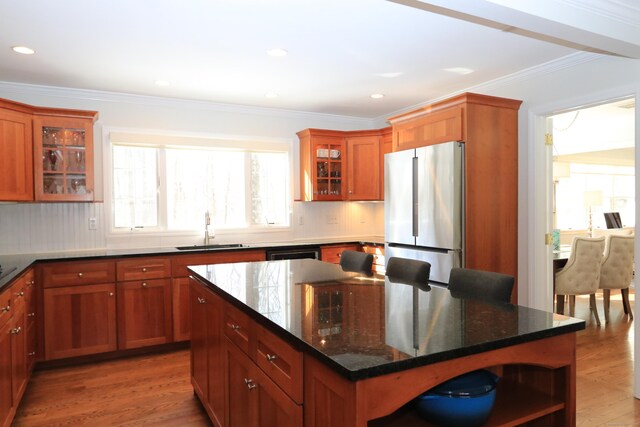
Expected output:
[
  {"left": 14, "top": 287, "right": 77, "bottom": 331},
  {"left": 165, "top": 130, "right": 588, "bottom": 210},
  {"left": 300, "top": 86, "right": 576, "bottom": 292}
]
[{"left": 103, "top": 127, "right": 294, "bottom": 244}]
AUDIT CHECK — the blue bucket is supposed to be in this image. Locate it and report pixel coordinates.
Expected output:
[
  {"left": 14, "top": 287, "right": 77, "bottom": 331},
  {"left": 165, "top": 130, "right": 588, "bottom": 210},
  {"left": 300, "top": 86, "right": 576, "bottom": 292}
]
[{"left": 415, "top": 369, "right": 499, "bottom": 427}]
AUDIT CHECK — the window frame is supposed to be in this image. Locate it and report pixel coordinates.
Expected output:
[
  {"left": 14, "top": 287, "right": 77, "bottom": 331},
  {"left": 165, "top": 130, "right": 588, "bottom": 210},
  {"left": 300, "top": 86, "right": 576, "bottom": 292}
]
[{"left": 103, "top": 128, "right": 294, "bottom": 241}]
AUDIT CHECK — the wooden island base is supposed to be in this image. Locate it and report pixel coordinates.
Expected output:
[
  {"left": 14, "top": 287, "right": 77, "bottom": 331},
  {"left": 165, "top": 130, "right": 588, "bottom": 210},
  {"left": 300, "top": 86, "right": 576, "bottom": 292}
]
[{"left": 304, "top": 333, "right": 576, "bottom": 427}]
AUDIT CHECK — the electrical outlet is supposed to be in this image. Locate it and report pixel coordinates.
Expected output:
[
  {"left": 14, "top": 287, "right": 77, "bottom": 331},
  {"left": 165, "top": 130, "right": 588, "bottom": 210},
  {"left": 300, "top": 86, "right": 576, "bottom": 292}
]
[
  {"left": 326, "top": 214, "right": 338, "bottom": 224},
  {"left": 298, "top": 216, "right": 304, "bottom": 226},
  {"left": 88, "top": 217, "right": 97, "bottom": 230}
]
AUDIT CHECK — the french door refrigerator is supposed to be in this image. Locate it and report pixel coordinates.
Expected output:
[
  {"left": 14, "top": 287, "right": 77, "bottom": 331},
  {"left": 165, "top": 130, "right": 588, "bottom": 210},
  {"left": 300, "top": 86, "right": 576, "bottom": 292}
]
[{"left": 384, "top": 141, "right": 464, "bottom": 285}]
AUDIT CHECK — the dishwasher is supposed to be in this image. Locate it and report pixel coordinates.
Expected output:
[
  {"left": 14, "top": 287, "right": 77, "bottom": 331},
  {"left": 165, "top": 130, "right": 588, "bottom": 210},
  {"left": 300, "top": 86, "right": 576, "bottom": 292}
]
[{"left": 265, "top": 246, "right": 321, "bottom": 260}]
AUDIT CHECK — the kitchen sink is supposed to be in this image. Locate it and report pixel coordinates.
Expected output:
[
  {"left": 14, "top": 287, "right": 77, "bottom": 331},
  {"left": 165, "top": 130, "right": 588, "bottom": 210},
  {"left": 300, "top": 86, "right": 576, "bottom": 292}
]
[{"left": 175, "top": 243, "right": 248, "bottom": 251}]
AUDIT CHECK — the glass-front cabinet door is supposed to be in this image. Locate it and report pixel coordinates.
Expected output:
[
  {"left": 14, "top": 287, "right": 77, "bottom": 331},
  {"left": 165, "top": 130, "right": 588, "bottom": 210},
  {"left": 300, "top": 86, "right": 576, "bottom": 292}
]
[
  {"left": 33, "top": 116, "right": 94, "bottom": 201},
  {"left": 312, "top": 139, "right": 345, "bottom": 201}
]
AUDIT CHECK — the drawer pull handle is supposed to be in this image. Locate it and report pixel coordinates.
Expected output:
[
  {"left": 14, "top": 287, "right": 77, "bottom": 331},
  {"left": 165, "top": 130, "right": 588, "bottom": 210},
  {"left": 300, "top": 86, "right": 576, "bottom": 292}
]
[
  {"left": 10, "top": 327, "right": 21, "bottom": 335},
  {"left": 16, "top": 291, "right": 24, "bottom": 297},
  {"left": 1, "top": 306, "right": 10, "bottom": 313},
  {"left": 244, "top": 378, "right": 257, "bottom": 390},
  {"left": 28, "top": 351, "right": 36, "bottom": 356},
  {"left": 266, "top": 354, "right": 278, "bottom": 362},
  {"left": 141, "top": 282, "right": 148, "bottom": 288},
  {"left": 142, "top": 267, "right": 148, "bottom": 272},
  {"left": 197, "top": 297, "right": 206, "bottom": 304},
  {"left": 27, "top": 312, "right": 35, "bottom": 318},
  {"left": 78, "top": 272, "right": 84, "bottom": 278},
  {"left": 230, "top": 324, "right": 241, "bottom": 331}
]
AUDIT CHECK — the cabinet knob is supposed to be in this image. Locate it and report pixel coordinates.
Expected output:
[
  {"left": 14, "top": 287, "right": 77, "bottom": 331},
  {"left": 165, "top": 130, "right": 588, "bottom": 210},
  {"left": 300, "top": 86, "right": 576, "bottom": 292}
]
[
  {"left": 142, "top": 267, "right": 148, "bottom": 272},
  {"left": 109, "top": 292, "right": 114, "bottom": 297},
  {"left": 197, "top": 297, "right": 206, "bottom": 304},
  {"left": 244, "top": 378, "right": 257, "bottom": 390},
  {"left": 27, "top": 312, "right": 35, "bottom": 318},
  {"left": 1, "top": 306, "right": 10, "bottom": 313},
  {"left": 141, "top": 282, "right": 148, "bottom": 288},
  {"left": 266, "top": 353, "right": 278, "bottom": 362},
  {"left": 10, "top": 327, "right": 21, "bottom": 335},
  {"left": 28, "top": 351, "right": 36, "bottom": 356},
  {"left": 78, "top": 272, "right": 84, "bottom": 278},
  {"left": 16, "top": 291, "right": 24, "bottom": 297},
  {"left": 230, "top": 324, "right": 241, "bottom": 331}
]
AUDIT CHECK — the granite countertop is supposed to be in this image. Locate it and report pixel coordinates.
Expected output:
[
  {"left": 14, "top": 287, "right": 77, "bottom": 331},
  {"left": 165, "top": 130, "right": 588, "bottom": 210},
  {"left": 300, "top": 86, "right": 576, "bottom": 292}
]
[
  {"left": 189, "top": 259, "right": 585, "bottom": 381},
  {"left": 0, "top": 236, "right": 384, "bottom": 290}
]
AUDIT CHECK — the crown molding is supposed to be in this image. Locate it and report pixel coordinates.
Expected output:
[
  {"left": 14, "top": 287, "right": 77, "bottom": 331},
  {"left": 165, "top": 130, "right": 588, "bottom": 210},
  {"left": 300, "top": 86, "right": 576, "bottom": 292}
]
[
  {"left": 558, "top": 0, "right": 640, "bottom": 29},
  {"left": 375, "top": 52, "right": 601, "bottom": 124},
  {"left": 0, "top": 80, "right": 375, "bottom": 128}
]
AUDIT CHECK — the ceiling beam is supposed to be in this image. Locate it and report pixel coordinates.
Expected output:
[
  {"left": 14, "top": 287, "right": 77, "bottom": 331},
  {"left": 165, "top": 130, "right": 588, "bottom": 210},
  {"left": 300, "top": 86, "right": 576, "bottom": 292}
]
[{"left": 389, "top": 0, "right": 640, "bottom": 59}]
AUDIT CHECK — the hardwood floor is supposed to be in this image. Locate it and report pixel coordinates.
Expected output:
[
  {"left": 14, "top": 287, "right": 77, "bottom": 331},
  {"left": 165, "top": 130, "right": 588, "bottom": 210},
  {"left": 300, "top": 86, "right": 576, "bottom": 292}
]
[{"left": 13, "top": 289, "right": 639, "bottom": 426}]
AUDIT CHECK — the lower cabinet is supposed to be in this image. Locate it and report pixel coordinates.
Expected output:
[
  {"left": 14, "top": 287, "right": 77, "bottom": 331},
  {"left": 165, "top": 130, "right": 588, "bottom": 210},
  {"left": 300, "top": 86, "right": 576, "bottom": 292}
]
[
  {"left": 320, "top": 244, "right": 361, "bottom": 264},
  {"left": 43, "top": 283, "right": 117, "bottom": 360},
  {"left": 226, "top": 339, "right": 302, "bottom": 427},
  {"left": 117, "top": 279, "right": 172, "bottom": 350},
  {"left": 191, "top": 278, "right": 302, "bottom": 427},
  {"left": 0, "top": 317, "right": 13, "bottom": 427}
]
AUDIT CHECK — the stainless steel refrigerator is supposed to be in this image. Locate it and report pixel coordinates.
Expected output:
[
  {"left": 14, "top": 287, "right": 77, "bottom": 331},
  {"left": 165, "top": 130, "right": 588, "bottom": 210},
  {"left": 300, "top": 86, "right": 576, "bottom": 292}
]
[{"left": 384, "top": 141, "right": 464, "bottom": 285}]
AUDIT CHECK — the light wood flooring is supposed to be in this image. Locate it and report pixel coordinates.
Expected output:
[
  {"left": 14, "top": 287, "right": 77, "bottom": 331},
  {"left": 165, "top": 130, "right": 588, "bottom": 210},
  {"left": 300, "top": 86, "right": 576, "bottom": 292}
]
[{"left": 13, "top": 289, "right": 639, "bottom": 426}]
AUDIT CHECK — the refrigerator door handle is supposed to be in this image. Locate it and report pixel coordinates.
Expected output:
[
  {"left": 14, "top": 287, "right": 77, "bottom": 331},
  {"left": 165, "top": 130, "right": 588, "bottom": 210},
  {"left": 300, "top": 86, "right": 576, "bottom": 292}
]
[{"left": 412, "top": 155, "right": 418, "bottom": 237}]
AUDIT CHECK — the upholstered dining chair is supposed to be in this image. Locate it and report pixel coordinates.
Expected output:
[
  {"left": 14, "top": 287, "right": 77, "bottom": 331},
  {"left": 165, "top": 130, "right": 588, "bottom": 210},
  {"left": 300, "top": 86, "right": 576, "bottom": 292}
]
[
  {"left": 447, "top": 267, "right": 515, "bottom": 304},
  {"left": 555, "top": 236, "right": 606, "bottom": 326},
  {"left": 599, "top": 234, "right": 634, "bottom": 323},
  {"left": 385, "top": 257, "right": 431, "bottom": 288},
  {"left": 339, "top": 250, "right": 374, "bottom": 275}
]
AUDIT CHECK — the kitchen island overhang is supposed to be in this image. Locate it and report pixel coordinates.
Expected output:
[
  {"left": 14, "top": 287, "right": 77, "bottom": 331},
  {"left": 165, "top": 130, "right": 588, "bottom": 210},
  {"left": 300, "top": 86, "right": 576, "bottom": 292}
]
[{"left": 189, "top": 259, "right": 584, "bottom": 426}]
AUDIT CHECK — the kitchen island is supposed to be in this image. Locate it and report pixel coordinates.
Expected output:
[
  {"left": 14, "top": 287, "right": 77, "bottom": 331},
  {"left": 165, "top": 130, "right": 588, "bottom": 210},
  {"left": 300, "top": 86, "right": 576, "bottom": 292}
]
[{"left": 189, "top": 259, "right": 584, "bottom": 426}]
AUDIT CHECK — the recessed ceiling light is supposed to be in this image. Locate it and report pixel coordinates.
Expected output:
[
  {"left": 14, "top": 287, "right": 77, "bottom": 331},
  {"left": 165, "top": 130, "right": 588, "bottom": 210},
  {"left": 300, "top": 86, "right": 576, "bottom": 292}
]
[
  {"left": 155, "top": 79, "right": 170, "bottom": 86},
  {"left": 378, "top": 72, "right": 403, "bottom": 78},
  {"left": 12, "top": 46, "right": 35, "bottom": 55},
  {"left": 370, "top": 94, "right": 384, "bottom": 99},
  {"left": 267, "top": 48, "right": 288, "bottom": 57},
  {"left": 265, "top": 93, "right": 278, "bottom": 99},
  {"left": 444, "top": 67, "right": 474, "bottom": 75}
]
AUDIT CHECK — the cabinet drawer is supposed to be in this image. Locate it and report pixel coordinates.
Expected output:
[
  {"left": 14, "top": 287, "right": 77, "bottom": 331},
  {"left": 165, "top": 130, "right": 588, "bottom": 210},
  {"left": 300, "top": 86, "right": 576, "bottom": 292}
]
[
  {"left": 255, "top": 324, "right": 303, "bottom": 404},
  {"left": 223, "top": 302, "right": 252, "bottom": 355},
  {"left": 41, "top": 260, "right": 116, "bottom": 288},
  {"left": 117, "top": 257, "right": 171, "bottom": 282},
  {"left": 320, "top": 244, "right": 360, "bottom": 264}
]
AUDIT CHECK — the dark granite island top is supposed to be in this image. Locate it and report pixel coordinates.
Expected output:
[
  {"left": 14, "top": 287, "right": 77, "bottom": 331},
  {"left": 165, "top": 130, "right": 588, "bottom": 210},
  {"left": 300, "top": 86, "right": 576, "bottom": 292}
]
[{"left": 189, "top": 259, "right": 584, "bottom": 426}]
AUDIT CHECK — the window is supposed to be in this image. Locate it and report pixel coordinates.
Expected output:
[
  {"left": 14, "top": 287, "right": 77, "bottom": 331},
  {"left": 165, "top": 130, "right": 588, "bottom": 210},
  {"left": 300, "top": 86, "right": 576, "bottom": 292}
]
[{"left": 110, "top": 134, "right": 290, "bottom": 232}]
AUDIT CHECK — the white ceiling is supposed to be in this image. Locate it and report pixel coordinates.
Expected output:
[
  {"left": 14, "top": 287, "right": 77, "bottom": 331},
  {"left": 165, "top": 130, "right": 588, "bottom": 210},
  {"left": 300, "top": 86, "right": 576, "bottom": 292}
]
[{"left": 1, "top": 0, "right": 639, "bottom": 119}]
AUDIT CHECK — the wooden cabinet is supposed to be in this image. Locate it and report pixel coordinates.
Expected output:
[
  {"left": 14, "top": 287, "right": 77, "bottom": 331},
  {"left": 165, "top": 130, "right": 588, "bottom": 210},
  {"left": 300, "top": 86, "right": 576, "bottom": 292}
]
[
  {"left": 191, "top": 277, "right": 303, "bottom": 427},
  {"left": 226, "top": 338, "right": 302, "bottom": 427},
  {"left": 33, "top": 115, "right": 96, "bottom": 201},
  {"left": 0, "top": 268, "right": 36, "bottom": 427},
  {"left": 346, "top": 134, "right": 380, "bottom": 200},
  {"left": 190, "top": 279, "right": 225, "bottom": 427},
  {"left": 116, "top": 257, "right": 173, "bottom": 350},
  {"left": 171, "top": 249, "right": 265, "bottom": 342},
  {"left": 298, "top": 128, "right": 387, "bottom": 201},
  {"left": 0, "top": 104, "right": 33, "bottom": 201},
  {"left": 388, "top": 93, "right": 522, "bottom": 301},
  {"left": 379, "top": 126, "right": 392, "bottom": 199},
  {"left": 41, "top": 260, "right": 117, "bottom": 360},
  {"left": 362, "top": 244, "right": 385, "bottom": 274},
  {"left": 320, "top": 244, "right": 360, "bottom": 264}
]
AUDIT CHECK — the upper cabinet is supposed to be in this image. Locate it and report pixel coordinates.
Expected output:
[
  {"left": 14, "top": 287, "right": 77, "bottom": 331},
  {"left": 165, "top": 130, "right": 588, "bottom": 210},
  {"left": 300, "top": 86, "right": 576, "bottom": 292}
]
[
  {"left": 298, "top": 128, "right": 386, "bottom": 201},
  {"left": 0, "top": 97, "right": 98, "bottom": 202},
  {"left": 33, "top": 115, "right": 95, "bottom": 202},
  {"left": 0, "top": 100, "right": 33, "bottom": 201}
]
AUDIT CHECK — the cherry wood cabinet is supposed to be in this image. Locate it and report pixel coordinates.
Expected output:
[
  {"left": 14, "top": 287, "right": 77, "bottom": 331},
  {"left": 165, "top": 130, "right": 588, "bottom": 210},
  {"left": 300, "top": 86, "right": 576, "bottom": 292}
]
[
  {"left": 379, "top": 127, "right": 392, "bottom": 200},
  {"left": 0, "top": 104, "right": 33, "bottom": 201},
  {"left": 320, "top": 244, "right": 361, "bottom": 264},
  {"left": 116, "top": 257, "right": 173, "bottom": 349},
  {"left": 361, "top": 244, "right": 385, "bottom": 274},
  {"left": 33, "top": 115, "right": 96, "bottom": 201},
  {"left": 0, "top": 309, "right": 13, "bottom": 427},
  {"left": 41, "top": 260, "right": 117, "bottom": 360},
  {"left": 171, "top": 249, "right": 265, "bottom": 342},
  {"left": 298, "top": 128, "right": 387, "bottom": 201},
  {"left": 0, "top": 97, "right": 98, "bottom": 203},
  {"left": 389, "top": 93, "right": 522, "bottom": 302}
]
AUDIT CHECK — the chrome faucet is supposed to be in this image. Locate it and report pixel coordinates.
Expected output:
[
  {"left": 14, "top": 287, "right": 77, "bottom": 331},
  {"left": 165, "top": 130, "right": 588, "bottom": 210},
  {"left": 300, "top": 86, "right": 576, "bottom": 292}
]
[{"left": 205, "top": 210, "right": 215, "bottom": 244}]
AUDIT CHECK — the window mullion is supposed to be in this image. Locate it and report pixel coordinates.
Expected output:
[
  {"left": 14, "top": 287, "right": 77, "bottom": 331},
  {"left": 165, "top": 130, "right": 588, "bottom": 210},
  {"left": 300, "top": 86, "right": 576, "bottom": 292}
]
[{"left": 157, "top": 148, "right": 168, "bottom": 230}]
